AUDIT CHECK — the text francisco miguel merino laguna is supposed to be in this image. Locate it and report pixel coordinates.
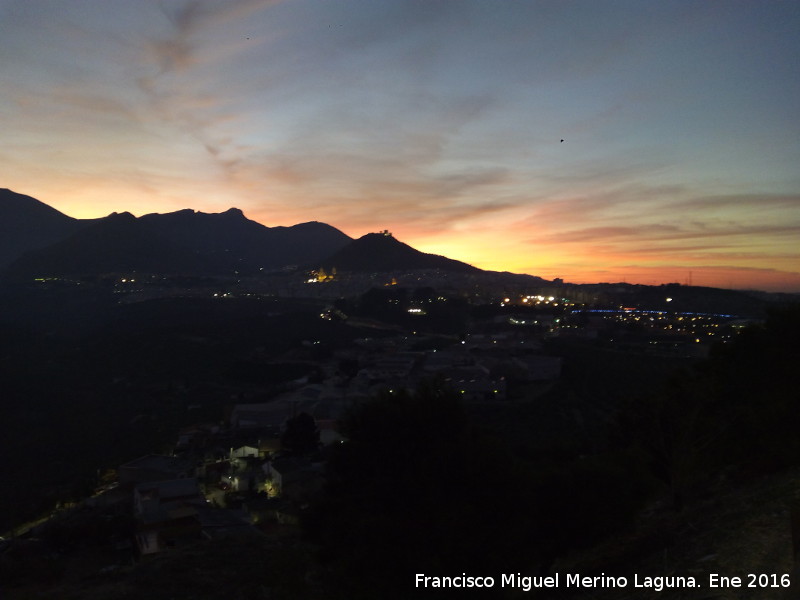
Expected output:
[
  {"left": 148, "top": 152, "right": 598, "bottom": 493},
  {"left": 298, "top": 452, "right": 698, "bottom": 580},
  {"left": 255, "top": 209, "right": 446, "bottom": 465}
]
[{"left": 415, "top": 572, "right": 790, "bottom": 592}]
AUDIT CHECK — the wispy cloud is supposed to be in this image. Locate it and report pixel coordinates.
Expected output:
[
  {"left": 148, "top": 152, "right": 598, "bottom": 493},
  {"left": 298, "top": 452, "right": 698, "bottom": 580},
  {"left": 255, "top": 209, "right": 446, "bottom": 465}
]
[
  {"left": 1, "top": 0, "right": 798, "bottom": 290},
  {"left": 673, "top": 193, "right": 800, "bottom": 211},
  {"left": 541, "top": 223, "right": 800, "bottom": 246}
]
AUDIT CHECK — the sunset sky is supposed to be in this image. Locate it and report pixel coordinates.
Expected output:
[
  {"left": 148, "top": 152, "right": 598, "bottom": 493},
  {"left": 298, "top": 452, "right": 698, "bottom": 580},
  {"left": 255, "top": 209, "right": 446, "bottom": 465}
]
[{"left": 2, "top": 1, "right": 799, "bottom": 291}]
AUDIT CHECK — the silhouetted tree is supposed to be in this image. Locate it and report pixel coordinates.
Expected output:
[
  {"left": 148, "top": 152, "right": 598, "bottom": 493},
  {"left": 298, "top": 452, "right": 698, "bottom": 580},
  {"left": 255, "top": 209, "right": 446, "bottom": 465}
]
[
  {"left": 620, "top": 369, "right": 725, "bottom": 511},
  {"left": 707, "top": 303, "right": 800, "bottom": 472},
  {"left": 304, "top": 380, "right": 538, "bottom": 599},
  {"left": 280, "top": 411, "right": 319, "bottom": 455},
  {"left": 619, "top": 303, "right": 800, "bottom": 509}
]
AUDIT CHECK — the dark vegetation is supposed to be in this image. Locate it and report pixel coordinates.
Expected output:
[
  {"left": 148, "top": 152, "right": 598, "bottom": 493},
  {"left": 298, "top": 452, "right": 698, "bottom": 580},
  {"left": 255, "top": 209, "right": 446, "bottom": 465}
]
[
  {"left": 1, "top": 534, "right": 318, "bottom": 600},
  {"left": 2, "top": 189, "right": 796, "bottom": 597},
  {"left": 303, "top": 381, "right": 649, "bottom": 599},
  {"left": 620, "top": 304, "right": 800, "bottom": 507},
  {"left": 1, "top": 270, "right": 797, "bottom": 598},
  {"left": 0, "top": 285, "right": 368, "bottom": 534},
  {"left": 337, "top": 286, "right": 472, "bottom": 334},
  {"left": 281, "top": 412, "right": 321, "bottom": 455},
  {"left": 301, "top": 304, "right": 800, "bottom": 598}
]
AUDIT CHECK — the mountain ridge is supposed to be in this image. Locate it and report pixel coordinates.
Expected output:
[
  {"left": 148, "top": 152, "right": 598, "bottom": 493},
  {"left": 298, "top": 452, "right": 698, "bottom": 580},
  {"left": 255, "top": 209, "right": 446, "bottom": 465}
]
[
  {"left": 319, "top": 231, "right": 481, "bottom": 274},
  {"left": 0, "top": 189, "right": 486, "bottom": 279},
  {"left": 0, "top": 188, "right": 95, "bottom": 268}
]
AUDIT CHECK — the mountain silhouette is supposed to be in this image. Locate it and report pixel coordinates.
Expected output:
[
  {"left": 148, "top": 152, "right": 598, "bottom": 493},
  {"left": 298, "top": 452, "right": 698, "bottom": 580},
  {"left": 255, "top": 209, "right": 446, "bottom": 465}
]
[
  {"left": 139, "top": 208, "right": 350, "bottom": 270},
  {"left": 0, "top": 188, "right": 95, "bottom": 268},
  {"left": 0, "top": 190, "right": 358, "bottom": 279},
  {"left": 319, "top": 231, "right": 481, "bottom": 273},
  {"left": 1, "top": 190, "right": 484, "bottom": 279},
  {"left": 4, "top": 211, "right": 213, "bottom": 278}
]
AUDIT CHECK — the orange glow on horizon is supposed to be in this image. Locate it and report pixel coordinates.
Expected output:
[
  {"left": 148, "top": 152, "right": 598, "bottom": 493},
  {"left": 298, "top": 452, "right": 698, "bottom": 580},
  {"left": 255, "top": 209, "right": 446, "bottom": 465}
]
[
  {"left": 7, "top": 184, "right": 800, "bottom": 294},
  {"left": 2, "top": 3, "right": 798, "bottom": 296}
]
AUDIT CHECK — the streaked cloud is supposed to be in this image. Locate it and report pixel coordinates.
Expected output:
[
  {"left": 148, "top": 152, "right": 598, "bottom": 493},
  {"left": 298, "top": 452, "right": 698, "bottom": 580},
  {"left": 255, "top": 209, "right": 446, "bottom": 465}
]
[{"left": 0, "top": 0, "right": 798, "bottom": 291}]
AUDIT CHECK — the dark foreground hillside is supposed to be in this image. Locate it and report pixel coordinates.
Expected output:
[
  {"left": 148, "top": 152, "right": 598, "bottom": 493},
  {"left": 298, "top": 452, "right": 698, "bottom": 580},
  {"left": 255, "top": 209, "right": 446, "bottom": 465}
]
[
  {"left": 2, "top": 467, "right": 797, "bottom": 600},
  {"left": 0, "top": 287, "right": 371, "bottom": 534},
  {"left": 1, "top": 284, "right": 798, "bottom": 599}
]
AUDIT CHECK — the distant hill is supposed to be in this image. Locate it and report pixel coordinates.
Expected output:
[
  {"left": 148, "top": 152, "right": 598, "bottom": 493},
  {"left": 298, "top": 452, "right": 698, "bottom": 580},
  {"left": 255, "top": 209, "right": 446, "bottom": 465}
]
[
  {"left": 0, "top": 188, "right": 95, "bottom": 268},
  {"left": 139, "top": 208, "right": 351, "bottom": 270},
  {"left": 0, "top": 189, "right": 482, "bottom": 279},
  {"left": 4, "top": 212, "right": 215, "bottom": 278},
  {"left": 1, "top": 189, "right": 353, "bottom": 279},
  {"left": 318, "top": 231, "right": 482, "bottom": 273}
]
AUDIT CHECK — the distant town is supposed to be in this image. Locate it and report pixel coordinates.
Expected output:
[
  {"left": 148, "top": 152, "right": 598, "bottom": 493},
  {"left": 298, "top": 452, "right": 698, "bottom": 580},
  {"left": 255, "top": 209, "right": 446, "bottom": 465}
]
[
  {"left": 1, "top": 263, "right": 773, "bottom": 571},
  {"left": 1, "top": 190, "right": 798, "bottom": 598}
]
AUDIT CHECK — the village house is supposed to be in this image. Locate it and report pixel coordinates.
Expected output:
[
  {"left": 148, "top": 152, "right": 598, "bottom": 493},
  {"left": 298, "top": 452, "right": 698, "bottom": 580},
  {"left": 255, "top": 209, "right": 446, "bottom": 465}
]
[
  {"left": 266, "top": 457, "right": 324, "bottom": 502},
  {"left": 133, "top": 478, "right": 206, "bottom": 555}
]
